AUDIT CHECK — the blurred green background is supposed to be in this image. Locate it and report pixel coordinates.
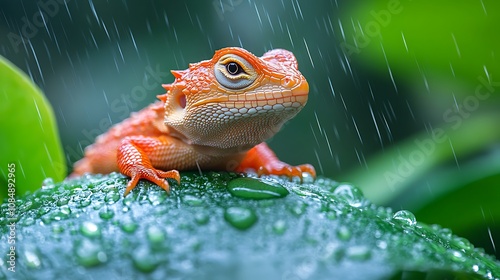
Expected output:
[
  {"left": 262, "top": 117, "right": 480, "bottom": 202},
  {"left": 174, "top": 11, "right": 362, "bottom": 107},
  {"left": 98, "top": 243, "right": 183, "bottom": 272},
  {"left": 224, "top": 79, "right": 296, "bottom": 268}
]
[{"left": 0, "top": 0, "right": 498, "bottom": 259}]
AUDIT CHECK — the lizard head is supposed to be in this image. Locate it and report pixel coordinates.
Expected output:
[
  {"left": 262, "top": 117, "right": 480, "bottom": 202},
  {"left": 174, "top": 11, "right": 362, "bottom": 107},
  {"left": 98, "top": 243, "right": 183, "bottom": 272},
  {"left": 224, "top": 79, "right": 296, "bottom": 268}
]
[{"left": 161, "top": 47, "right": 309, "bottom": 153}]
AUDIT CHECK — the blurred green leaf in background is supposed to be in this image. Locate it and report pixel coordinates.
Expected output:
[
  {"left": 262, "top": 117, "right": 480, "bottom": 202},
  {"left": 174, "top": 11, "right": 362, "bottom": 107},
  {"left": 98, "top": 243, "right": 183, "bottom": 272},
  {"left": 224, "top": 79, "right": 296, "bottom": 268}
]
[
  {"left": 0, "top": 56, "right": 66, "bottom": 201},
  {"left": 338, "top": 0, "right": 500, "bottom": 257}
]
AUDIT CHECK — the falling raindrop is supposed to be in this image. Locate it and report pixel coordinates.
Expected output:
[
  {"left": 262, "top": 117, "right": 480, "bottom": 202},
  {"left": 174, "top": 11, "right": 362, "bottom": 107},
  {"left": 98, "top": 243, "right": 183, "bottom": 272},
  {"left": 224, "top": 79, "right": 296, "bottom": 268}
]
[
  {"left": 451, "top": 33, "right": 461, "bottom": 58},
  {"left": 447, "top": 137, "right": 461, "bottom": 169},
  {"left": 401, "top": 32, "right": 408, "bottom": 52},
  {"left": 303, "top": 38, "right": 314, "bottom": 69},
  {"left": 379, "top": 43, "right": 397, "bottom": 93},
  {"left": 487, "top": 227, "right": 496, "bottom": 253},
  {"left": 369, "top": 103, "right": 383, "bottom": 147}
]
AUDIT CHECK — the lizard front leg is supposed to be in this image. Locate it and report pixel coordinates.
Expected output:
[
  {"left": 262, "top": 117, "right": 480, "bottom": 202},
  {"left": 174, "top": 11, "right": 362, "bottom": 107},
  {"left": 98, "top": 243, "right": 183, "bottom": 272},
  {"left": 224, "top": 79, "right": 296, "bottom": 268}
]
[
  {"left": 236, "top": 143, "right": 316, "bottom": 179},
  {"left": 118, "top": 135, "right": 181, "bottom": 196}
]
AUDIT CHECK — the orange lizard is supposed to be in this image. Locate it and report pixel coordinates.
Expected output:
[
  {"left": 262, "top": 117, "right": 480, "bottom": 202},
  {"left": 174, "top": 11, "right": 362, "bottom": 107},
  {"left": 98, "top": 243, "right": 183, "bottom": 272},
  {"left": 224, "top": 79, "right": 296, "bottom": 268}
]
[{"left": 72, "top": 47, "right": 315, "bottom": 196}]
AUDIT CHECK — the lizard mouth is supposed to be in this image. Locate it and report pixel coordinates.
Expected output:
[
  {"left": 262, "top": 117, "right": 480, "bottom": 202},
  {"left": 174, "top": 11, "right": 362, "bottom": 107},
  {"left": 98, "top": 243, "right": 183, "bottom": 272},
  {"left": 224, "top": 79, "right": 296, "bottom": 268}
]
[{"left": 192, "top": 80, "right": 309, "bottom": 108}]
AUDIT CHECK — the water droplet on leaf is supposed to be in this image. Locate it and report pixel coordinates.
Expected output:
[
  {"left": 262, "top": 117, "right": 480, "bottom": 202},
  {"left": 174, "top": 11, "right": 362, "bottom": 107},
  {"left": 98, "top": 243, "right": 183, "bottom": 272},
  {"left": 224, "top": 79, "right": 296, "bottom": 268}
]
[
  {"left": 183, "top": 195, "right": 203, "bottom": 206},
  {"left": 120, "top": 220, "right": 138, "bottom": 233},
  {"left": 105, "top": 191, "right": 120, "bottom": 204},
  {"left": 392, "top": 210, "right": 417, "bottom": 227},
  {"left": 22, "top": 217, "right": 35, "bottom": 226},
  {"left": 77, "top": 199, "right": 91, "bottom": 208},
  {"left": 41, "top": 214, "right": 52, "bottom": 225},
  {"left": 336, "top": 226, "right": 352, "bottom": 241},
  {"left": 194, "top": 212, "right": 209, "bottom": 225},
  {"left": 332, "top": 184, "right": 365, "bottom": 208},
  {"left": 452, "top": 237, "right": 473, "bottom": 251},
  {"left": 272, "top": 219, "right": 287, "bottom": 235},
  {"left": 59, "top": 205, "right": 71, "bottom": 216},
  {"left": 22, "top": 248, "right": 42, "bottom": 269},
  {"left": 41, "top": 178, "right": 55, "bottom": 189},
  {"left": 37, "top": 206, "right": 50, "bottom": 217},
  {"left": 74, "top": 239, "right": 107, "bottom": 267},
  {"left": 289, "top": 201, "right": 307, "bottom": 216},
  {"left": 227, "top": 177, "right": 288, "bottom": 199},
  {"left": 346, "top": 245, "right": 371, "bottom": 261},
  {"left": 80, "top": 221, "right": 101, "bottom": 238},
  {"left": 122, "top": 192, "right": 137, "bottom": 207},
  {"left": 448, "top": 249, "right": 465, "bottom": 263},
  {"left": 148, "top": 191, "right": 167, "bottom": 206},
  {"left": 326, "top": 212, "right": 337, "bottom": 220},
  {"left": 224, "top": 206, "right": 258, "bottom": 230},
  {"left": 146, "top": 225, "right": 166, "bottom": 244},
  {"left": 52, "top": 224, "right": 64, "bottom": 234},
  {"left": 132, "top": 245, "right": 159, "bottom": 273},
  {"left": 99, "top": 207, "right": 115, "bottom": 220},
  {"left": 56, "top": 197, "right": 69, "bottom": 206},
  {"left": 291, "top": 186, "right": 315, "bottom": 197}
]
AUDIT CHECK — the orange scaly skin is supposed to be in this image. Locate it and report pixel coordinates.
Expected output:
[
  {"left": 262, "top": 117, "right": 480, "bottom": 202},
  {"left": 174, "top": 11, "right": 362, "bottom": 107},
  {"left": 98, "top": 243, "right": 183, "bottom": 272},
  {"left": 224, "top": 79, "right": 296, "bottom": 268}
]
[{"left": 72, "top": 47, "right": 315, "bottom": 196}]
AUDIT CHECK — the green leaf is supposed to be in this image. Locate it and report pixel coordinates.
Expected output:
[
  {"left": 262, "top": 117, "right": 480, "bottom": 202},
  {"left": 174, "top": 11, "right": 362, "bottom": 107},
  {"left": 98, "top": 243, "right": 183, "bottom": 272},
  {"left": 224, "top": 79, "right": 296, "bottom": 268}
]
[
  {"left": 409, "top": 152, "right": 500, "bottom": 245},
  {"left": 0, "top": 56, "right": 66, "bottom": 201},
  {"left": 339, "top": 1, "right": 500, "bottom": 95},
  {"left": 338, "top": 1, "right": 500, "bottom": 260},
  {"left": 1, "top": 173, "right": 498, "bottom": 279},
  {"left": 340, "top": 115, "right": 500, "bottom": 205}
]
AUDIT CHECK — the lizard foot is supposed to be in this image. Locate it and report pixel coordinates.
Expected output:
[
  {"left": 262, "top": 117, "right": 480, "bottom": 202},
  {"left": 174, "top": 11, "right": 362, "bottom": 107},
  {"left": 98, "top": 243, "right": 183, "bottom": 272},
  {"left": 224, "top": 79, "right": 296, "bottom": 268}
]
[
  {"left": 237, "top": 143, "right": 316, "bottom": 182},
  {"left": 256, "top": 162, "right": 316, "bottom": 181},
  {"left": 123, "top": 166, "right": 180, "bottom": 197}
]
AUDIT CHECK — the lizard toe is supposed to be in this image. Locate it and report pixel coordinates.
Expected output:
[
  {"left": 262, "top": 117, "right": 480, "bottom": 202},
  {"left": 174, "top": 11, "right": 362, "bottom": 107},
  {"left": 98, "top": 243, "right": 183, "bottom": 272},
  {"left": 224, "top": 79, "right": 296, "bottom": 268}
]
[{"left": 122, "top": 165, "right": 180, "bottom": 196}]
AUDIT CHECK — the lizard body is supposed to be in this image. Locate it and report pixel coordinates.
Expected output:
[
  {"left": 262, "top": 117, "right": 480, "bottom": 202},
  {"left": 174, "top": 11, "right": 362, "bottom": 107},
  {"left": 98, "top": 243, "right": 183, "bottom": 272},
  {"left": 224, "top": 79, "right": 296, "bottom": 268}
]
[{"left": 72, "top": 47, "right": 315, "bottom": 196}]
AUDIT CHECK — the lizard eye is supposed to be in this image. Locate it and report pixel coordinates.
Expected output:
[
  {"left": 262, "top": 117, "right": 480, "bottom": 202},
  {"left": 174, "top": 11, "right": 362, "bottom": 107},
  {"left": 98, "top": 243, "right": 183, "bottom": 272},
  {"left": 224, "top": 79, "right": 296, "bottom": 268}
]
[
  {"left": 215, "top": 54, "right": 257, "bottom": 90},
  {"left": 226, "top": 62, "right": 243, "bottom": 75}
]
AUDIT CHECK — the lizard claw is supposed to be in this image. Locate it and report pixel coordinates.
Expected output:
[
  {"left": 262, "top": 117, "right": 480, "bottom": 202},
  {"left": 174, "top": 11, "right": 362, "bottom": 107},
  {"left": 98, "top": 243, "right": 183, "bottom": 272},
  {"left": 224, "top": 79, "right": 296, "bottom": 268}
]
[{"left": 123, "top": 166, "right": 180, "bottom": 197}]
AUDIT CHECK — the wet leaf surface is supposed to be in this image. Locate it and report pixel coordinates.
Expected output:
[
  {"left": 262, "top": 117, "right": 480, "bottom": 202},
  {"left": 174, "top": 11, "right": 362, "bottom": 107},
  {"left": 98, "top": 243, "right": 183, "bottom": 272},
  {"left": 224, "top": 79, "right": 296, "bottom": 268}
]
[{"left": 0, "top": 172, "right": 498, "bottom": 279}]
